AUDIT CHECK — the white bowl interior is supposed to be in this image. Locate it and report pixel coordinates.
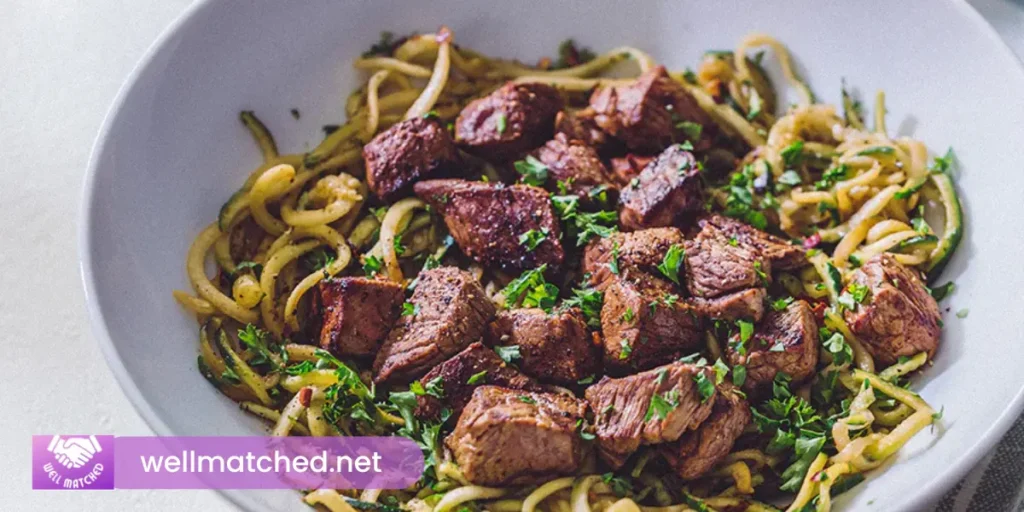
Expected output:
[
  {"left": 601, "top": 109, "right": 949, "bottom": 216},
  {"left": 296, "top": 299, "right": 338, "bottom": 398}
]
[{"left": 82, "top": 1, "right": 1024, "bottom": 510}]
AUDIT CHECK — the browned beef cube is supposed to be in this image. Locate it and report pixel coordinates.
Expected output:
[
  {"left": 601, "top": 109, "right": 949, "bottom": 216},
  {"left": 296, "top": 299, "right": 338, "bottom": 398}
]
[
  {"left": 609, "top": 154, "right": 656, "bottom": 187},
  {"left": 601, "top": 270, "right": 702, "bottom": 374},
  {"left": 446, "top": 386, "right": 588, "bottom": 485},
  {"left": 485, "top": 308, "right": 600, "bottom": 385},
  {"left": 618, "top": 144, "right": 705, "bottom": 231},
  {"left": 582, "top": 227, "right": 685, "bottom": 291},
  {"left": 362, "top": 117, "right": 460, "bottom": 201},
  {"left": 726, "top": 300, "right": 819, "bottom": 393},
  {"left": 455, "top": 82, "right": 563, "bottom": 160},
  {"left": 314, "top": 277, "right": 405, "bottom": 357},
  {"left": 843, "top": 254, "right": 942, "bottom": 365},
  {"left": 414, "top": 180, "right": 564, "bottom": 273},
  {"left": 585, "top": 362, "right": 717, "bottom": 468},
  {"left": 685, "top": 218, "right": 769, "bottom": 298},
  {"left": 589, "top": 66, "right": 713, "bottom": 152},
  {"left": 414, "top": 342, "right": 543, "bottom": 420},
  {"left": 659, "top": 383, "right": 751, "bottom": 480},
  {"left": 699, "top": 214, "right": 806, "bottom": 270},
  {"left": 372, "top": 267, "right": 495, "bottom": 384},
  {"left": 555, "top": 108, "right": 612, "bottom": 152},
  {"left": 688, "top": 288, "right": 766, "bottom": 322},
  {"left": 533, "top": 133, "right": 616, "bottom": 202}
]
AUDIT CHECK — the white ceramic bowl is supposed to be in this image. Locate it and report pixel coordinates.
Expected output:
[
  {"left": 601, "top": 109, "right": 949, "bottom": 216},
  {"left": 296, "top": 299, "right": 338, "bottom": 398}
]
[{"left": 81, "top": 1, "right": 1024, "bottom": 510}]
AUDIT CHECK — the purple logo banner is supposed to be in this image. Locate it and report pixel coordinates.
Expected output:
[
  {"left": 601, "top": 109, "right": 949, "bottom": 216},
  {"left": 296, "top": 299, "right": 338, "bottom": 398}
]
[
  {"left": 33, "top": 436, "right": 423, "bottom": 490},
  {"left": 113, "top": 436, "right": 423, "bottom": 489}
]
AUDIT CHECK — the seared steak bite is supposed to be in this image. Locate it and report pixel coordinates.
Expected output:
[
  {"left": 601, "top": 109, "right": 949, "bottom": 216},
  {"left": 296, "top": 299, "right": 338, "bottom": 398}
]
[
  {"left": 372, "top": 267, "right": 495, "bottom": 384},
  {"left": 843, "top": 254, "right": 942, "bottom": 365},
  {"left": 585, "top": 363, "right": 717, "bottom": 468},
  {"left": 446, "top": 386, "right": 589, "bottom": 486},
  {"left": 685, "top": 218, "right": 770, "bottom": 298},
  {"left": 533, "top": 133, "right": 617, "bottom": 202},
  {"left": 659, "top": 383, "right": 751, "bottom": 480},
  {"left": 726, "top": 299, "right": 819, "bottom": 393},
  {"left": 601, "top": 270, "right": 702, "bottom": 373},
  {"left": 700, "top": 214, "right": 806, "bottom": 271},
  {"left": 555, "top": 108, "right": 612, "bottom": 151},
  {"left": 314, "top": 277, "right": 405, "bottom": 357},
  {"left": 414, "top": 342, "right": 542, "bottom": 420},
  {"left": 362, "top": 117, "right": 460, "bottom": 201},
  {"left": 589, "top": 66, "right": 713, "bottom": 152},
  {"left": 415, "top": 180, "right": 564, "bottom": 274},
  {"left": 485, "top": 308, "right": 600, "bottom": 385},
  {"left": 455, "top": 82, "right": 563, "bottom": 160},
  {"left": 618, "top": 144, "right": 705, "bottom": 231},
  {"left": 609, "top": 154, "right": 656, "bottom": 187},
  {"left": 688, "top": 288, "right": 766, "bottom": 322},
  {"left": 582, "top": 227, "right": 685, "bottom": 290}
]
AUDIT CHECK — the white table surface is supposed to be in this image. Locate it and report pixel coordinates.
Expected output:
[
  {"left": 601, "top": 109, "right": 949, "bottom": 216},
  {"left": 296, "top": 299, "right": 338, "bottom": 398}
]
[{"left": 2, "top": 1, "right": 1021, "bottom": 510}]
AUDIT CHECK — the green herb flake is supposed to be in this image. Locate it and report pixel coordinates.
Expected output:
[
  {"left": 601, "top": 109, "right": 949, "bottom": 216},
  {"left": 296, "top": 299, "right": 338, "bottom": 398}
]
[
  {"left": 656, "top": 244, "right": 685, "bottom": 285},
  {"left": 513, "top": 155, "right": 549, "bottom": 186},
  {"left": 467, "top": 370, "right": 488, "bottom": 385},
  {"left": 494, "top": 345, "right": 522, "bottom": 364}
]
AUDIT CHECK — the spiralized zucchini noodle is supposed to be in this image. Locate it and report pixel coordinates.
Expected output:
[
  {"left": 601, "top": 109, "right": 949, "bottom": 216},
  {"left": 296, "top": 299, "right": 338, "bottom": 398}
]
[{"left": 174, "top": 27, "right": 961, "bottom": 512}]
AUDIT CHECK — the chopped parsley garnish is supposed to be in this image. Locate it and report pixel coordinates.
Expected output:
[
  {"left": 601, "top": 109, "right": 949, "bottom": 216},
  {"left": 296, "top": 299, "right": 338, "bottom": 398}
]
[
  {"left": 410, "top": 376, "right": 444, "bottom": 399},
  {"left": 746, "top": 88, "right": 763, "bottom": 120},
  {"left": 694, "top": 372, "right": 715, "bottom": 403},
  {"left": 283, "top": 360, "right": 315, "bottom": 376},
  {"left": 303, "top": 247, "right": 336, "bottom": 272},
  {"left": 237, "top": 324, "right": 280, "bottom": 371},
  {"left": 401, "top": 301, "right": 418, "bottom": 316},
  {"left": 815, "top": 164, "right": 850, "bottom": 190},
  {"left": 778, "top": 170, "right": 802, "bottom": 187},
  {"left": 930, "top": 281, "right": 955, "bottom": 301},
  {"left": 826, "top": 261, "right": 844, "bottom": 295},
  {"left": 551, "top": 195, "right": 618, "bottom": 246},
  {"left": 608, "top": 242, "right": 621, "bottom": 276},
  {"left": 620, "top": 307, "right": 636, "bottom": 324},
  {"left": 494, "top": 345, "right": 521, "bottom": 364},
  {"left": 712, "top": 358, "right": 729, "bottom": 384},
  {"left": 500, "top": 265, "right": 558, "bottom": 312},
  {"left": 362, "top": 255, "right": 383, "bottom": 276},
  {"left": 677, "top": 121, "right": 703, "bottom": 142},
  {"left": 644, "top": 389, "right": 680, "bottom": 421},
  {"left": 618, "top": 339, "right": 632, "bottom": 360},
  {"left": 514, "top": 155, "right": 548, "bottom": 186},
  {"left": 679, "top": 352, "right": 708, "bottom": 366},
  {"left": 563, "top": 286, "right": 604, "bottom": 328},
  {"left": 929, "top": 147, "right": 955, "bottom": 174},
  {"left": 732, "top": 364, "right": 747, "bottom": 386},
  {"left": 657, "top": 244, "right": 685, "bottom": 285},
  {"left": 771, "top": 296, "right": 795, "bottom": 311},
  {"left": 232, "top": 260, "right": 263, "bottom": 279},
  {"left": 517, "top": 395, "right": 537, "bottom": 405},
  {"left": 577, "top": 375, "right": 596, "bottom": 386},
  {"left": 392, "top": 235, "right": 407, "bottom": 257},
  {"left": 466, "top": 370, "right": 488, "bottom": 385},
  {"left": 495, "top": 113, "right": 507, "bottom": 134},
  {"left": 518, "top": 228, "right": 549, "bottom": 250},
  {"left": 824, "top": 332, "right": 853, "bottom": 366},
  {"left": 781, "top": 141, "right": 805, "bottom": 167}
]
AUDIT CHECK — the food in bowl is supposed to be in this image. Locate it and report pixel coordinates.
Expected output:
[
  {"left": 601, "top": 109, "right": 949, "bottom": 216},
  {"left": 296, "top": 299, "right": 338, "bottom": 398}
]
[{"left": 172, "top": 27, "right": 962, "bottom": 511}]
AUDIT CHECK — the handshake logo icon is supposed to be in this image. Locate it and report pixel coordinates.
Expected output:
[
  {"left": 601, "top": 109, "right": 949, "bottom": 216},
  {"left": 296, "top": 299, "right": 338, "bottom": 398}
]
[
  {"left": 33, "top": 434, "right": 114, "bottom": 490},
  {"left": 47, "top": 435, "right": 103, "bottom": 469}
]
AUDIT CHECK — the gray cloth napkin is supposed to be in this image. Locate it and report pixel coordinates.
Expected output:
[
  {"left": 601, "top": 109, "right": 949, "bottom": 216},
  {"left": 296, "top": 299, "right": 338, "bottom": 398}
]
[{"left": 935, "top": 412, "right": 1024, "bottom": 511}]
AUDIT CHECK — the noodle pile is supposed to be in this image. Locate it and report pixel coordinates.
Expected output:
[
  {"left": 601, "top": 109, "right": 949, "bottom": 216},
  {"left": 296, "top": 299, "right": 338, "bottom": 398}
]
[{"left": 174, "top": 28, "right": 961, "bottom": 512}]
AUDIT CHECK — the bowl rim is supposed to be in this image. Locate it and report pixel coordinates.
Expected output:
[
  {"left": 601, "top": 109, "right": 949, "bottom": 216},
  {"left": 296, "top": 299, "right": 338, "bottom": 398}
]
[{"left": 78, "top": 0, "right": 1024, "bottom": 510}]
